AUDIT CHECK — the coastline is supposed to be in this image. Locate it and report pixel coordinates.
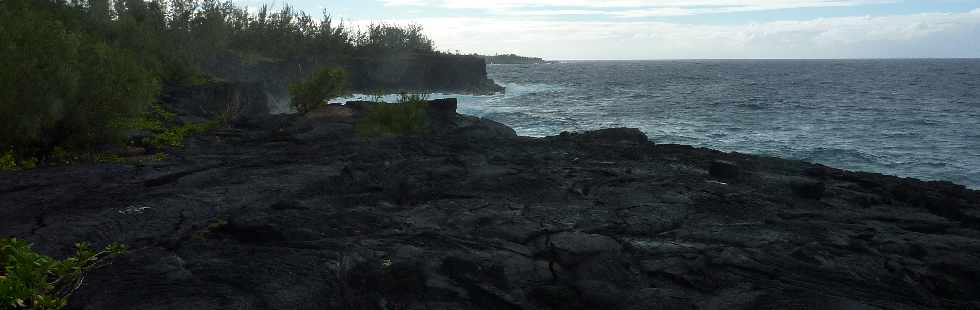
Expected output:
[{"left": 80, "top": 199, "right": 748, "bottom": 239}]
[{"left": 2, "top": 99, "right": 978, "bottom": 309}]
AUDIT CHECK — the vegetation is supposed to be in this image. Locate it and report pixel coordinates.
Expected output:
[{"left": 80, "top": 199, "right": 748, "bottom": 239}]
[
  {"left": 0, "top": 0, "right": 161, "bottom": 163},
  {"left": 116, "top": 103, "right": 221, "bottom": 149},
  {"left": 0, "top": 239, "right": 126, "bottom": 310},
  {"left": 395, "top": 92, "right": 430, "bottom": 105},
  {"left": 355, "top": 93, "right": 432, "bottom": 138},
  {"left": 289, "top": 68, "right": 350, "bottom": 114},
  {"left": 479, "top": 53, "right": 551, "bottom": 65},
  {"left": 0, "top": 0, "right": 445, "bottom": 169}
]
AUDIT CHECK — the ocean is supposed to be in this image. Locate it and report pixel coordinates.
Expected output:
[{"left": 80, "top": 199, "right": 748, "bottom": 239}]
[{"left": 449, "top": 60, "right": 980, "bottom": 189}]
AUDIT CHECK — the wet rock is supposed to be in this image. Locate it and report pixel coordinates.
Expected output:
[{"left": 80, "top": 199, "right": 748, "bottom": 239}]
[
  {"left": 452, "top": 116, "right": 518, "bottom": 140},
  {"left": 533, "top": 231, "right": 622, "bottom": 266},
  {"left": 2, "top": 98, "right": 979, "bottom": 309},
  {"left": 709, "top": 160, "right": 741, "bottom": 180},
  {"left": 428, "top": 98, "right": 458, "bottom": 122},
  {"left": 617, "top": 203, "right": 689, "bottom": 235},
  {"left": 556, "top": 127, "right": 650, "bottom": 145},
  {"left": 794, "top": 181, "right": 827, "bottom": 199},
  {"left": 527, "top": 285, "right": 584, "bottom": 310},
  {"left": 574, "top": 280, "right": 626, "bottom": 309},
  {"left": 624, "top": 288, "right": 696, "bottom": 310}
]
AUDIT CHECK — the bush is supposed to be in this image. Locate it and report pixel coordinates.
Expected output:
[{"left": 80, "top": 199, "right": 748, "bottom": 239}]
[
  {"left": 355, "top": 102, "right": 430, "bottom": 137},
  {"left": 0, "top": 2, "right": 159, "bottom": 153},
  {"left": 113, "top": 103, "right": 220, "bottom": 149},
  {"left": 63, "top": 41, "right": 160, "bottom": 148},
  {"left": 289, "top": 68, "right": 349, "bottom": 114},
  {"left": 0, "top": 238, "right": 126, "bottom": 310},
  {"left": 0, "top": 151, "right": 17, "bottom": 171},
  {"left": 396, "top": 92, "right": 429, "bottom": 104},
  {"left": 0, "top": 5, "right": 82, "bottom": 149},
  {"left": 0, "top": 150, "right": 37, "bottom": 172}
]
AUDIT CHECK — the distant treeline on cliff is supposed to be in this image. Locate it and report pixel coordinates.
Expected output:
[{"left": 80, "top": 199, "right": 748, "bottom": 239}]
[
  {"left": 0, "top": 0, "right": 497, "bottom": 161},
  {"left": 479, "top": 54, "right": 554, "bottom": 64}
]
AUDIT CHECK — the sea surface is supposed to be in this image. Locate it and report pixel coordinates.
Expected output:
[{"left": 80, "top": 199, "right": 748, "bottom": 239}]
[{"left": 445, "top": 60, "right": 980, "bottom": 189}]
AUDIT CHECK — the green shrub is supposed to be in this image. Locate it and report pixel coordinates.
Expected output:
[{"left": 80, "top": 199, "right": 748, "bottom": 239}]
[
  {"left": 145, "top": 121, "right": 220, "bottom": 148},
  {"left": 0, "top": 238, "right": 126, "bottom": 310},
  {"left": 0, "top": 6, "right": 82, "bottom": 149},
  {"left": 0, "top": 151, "right": 17, "bottom": 171},
  {"left": 289, "top": 68, "right": 350, "bottom": 114},
  {"left": 0, "top": 150, "right": 37, "bottom": 172},
  {"left": 396, "top": 92, "right": 430, "bottom": 104},
  {"left": 0, "top": 2, "right": 159, "bottom": 153},
  {"left": 63, "top": 41, "right": 160, "bottom": 148},
  {"left": 355, "top": 102, "right": 431, "bottom": 137},
  {"left": 114, "top": 103, "right": 219, "bottom": 149},
  {"left": 367, "top": 89, "right": 388, "bottom": 104}
]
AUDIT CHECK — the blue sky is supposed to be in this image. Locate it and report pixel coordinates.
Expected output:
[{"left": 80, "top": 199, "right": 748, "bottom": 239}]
[{"left": 240, "top": 0, "right": 980, "bottom": 59}]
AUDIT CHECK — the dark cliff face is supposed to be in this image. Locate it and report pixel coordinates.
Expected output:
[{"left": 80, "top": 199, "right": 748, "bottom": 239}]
[
  {"left": 197, "top": 51, "right": 504, "bottom": 100},
  {"left": 348, "top": 52, "right": 503, "bottom": 94}
]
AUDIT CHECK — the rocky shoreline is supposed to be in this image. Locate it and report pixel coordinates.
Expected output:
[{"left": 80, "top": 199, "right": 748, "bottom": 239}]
[{"left": 1, "top": 99, "right": 979, "bottom": 309}]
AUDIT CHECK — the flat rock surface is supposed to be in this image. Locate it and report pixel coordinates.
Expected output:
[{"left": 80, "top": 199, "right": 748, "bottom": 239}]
[{"left": 2, "top": 112, "right": 979, "bottom": 310}]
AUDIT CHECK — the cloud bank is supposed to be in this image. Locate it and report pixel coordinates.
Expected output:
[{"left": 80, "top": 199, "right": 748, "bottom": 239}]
[
  {"left": 357, "top": 6, "right": 980, "bottom": 59},
  {"left": 382, "top": 0, "right": 899, "bottom": 16}
]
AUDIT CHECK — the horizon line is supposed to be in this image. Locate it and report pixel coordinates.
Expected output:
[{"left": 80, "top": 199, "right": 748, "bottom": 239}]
[{"left": 533, "top": 57, "right": 980, "bottom": 62}]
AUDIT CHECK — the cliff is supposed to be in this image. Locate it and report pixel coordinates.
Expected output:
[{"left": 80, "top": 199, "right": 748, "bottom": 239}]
[
  {"left": 349, "top": 52, "right": 504, "bottom": 94},
  {"left": 1, "top": 99, "right": 978, "bottom": 309},
  {"left": 198, "top": 51, "right": 503, "bottom": 112}
]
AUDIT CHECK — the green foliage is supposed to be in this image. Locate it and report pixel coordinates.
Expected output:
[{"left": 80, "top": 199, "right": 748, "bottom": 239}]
[
  {"left": 355, "top": 102, "right": 431, "bottom": 138},
  {"left": 396, "top": 92, "right": 430, "bottom": 104},
  {"left": 367, "top": 89, "right": 388, "bottom": 104},
  {"left": 0, "top": 238, "right": 126, "bottom": 310},
  {"left": 480, "top": 53, "right": 549, "bottom": 65},
  {"left": 355, "top": 23, "right": 434, "bottom": 54},
  {"left": 0, "top": 0, "right": 445, "bottom": 167},
  {"left": 0, "top": 151, "right": 17, "bottom": 171},
  {"left": 146, "top": 121, "right": 220, "bottom": 148},
  {"left": 0, "top": 0, "right": 159, "bottom": 155},
  {"left": 0, "top": 149, "right": 37, "bottom": 172},
  {"left": 113, "top": 103, "right": 219, "bottom": 149},
  {"left": 63, "top": 42, "right": 160, "bottom": 148},
  {"left": 289, "top": 68, "right": 350, "bottom": 114},
  {"left": 0, "top": 2, "right": 82, "bottom": 149}
]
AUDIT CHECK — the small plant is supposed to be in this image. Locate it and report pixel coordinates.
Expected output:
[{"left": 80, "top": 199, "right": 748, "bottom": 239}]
[
  {"left": 396, "top": 92, "right": 429, "bottom": 104},
  {"left": 114, "top": 103, "right": 220, "bottom": 149},
  {"left": 145, "top": 121, "right": 220, "bottom": 148},
  {"left": 367, "top": 89, "right": 387, "bottom": 104},
  {"left": 355, "top": 102, "right": 431, "bottom": 138},
  {"left": 0, "top": 150, "right": 37, "bottom": 171},
  {"left": 0, "top": 151, "right": 18, "bottom": 171},
  {"left": 289, "top": 68, "right": 350, "bottom": 114},
  {"left": 0, "top": 238, "right": 126, "bottom": 310}
]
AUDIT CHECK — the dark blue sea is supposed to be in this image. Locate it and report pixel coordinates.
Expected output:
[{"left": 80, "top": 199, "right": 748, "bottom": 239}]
[{"left": 452, "top": 60, "right": 980, "bottom": 189}]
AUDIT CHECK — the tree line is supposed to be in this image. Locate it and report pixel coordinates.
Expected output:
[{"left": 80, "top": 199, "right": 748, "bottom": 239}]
[{"left": 0, "top": 0, "right": 440, "bottom": 165}]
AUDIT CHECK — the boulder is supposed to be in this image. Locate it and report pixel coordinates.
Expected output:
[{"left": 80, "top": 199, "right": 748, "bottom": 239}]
[{"left": 557, "top": 128, "right": 650, "bottom": 145}]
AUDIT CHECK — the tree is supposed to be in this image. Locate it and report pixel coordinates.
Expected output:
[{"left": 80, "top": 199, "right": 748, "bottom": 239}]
[
  {"left": 0, "top": 0, "right": 159, "bottom": 152},
  {"left": 0, "top": 3, "right": 82, "bottom": 149},
  {"left": 289, "top": 68, "right": 349, "bottom": 114}
]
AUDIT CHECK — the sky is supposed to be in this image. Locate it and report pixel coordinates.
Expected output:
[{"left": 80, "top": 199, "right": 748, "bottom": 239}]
[{"left": 240, "top": 0, "right": 980, "bottom": 60}]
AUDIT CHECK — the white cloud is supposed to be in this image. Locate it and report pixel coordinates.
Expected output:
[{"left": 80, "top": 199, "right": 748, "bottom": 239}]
[
  {"left": 358, "top": 10, "right": 980, "bottom": 59},
  {"left": 381, "top": 0, "right": 899, "bottom": 15}
]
